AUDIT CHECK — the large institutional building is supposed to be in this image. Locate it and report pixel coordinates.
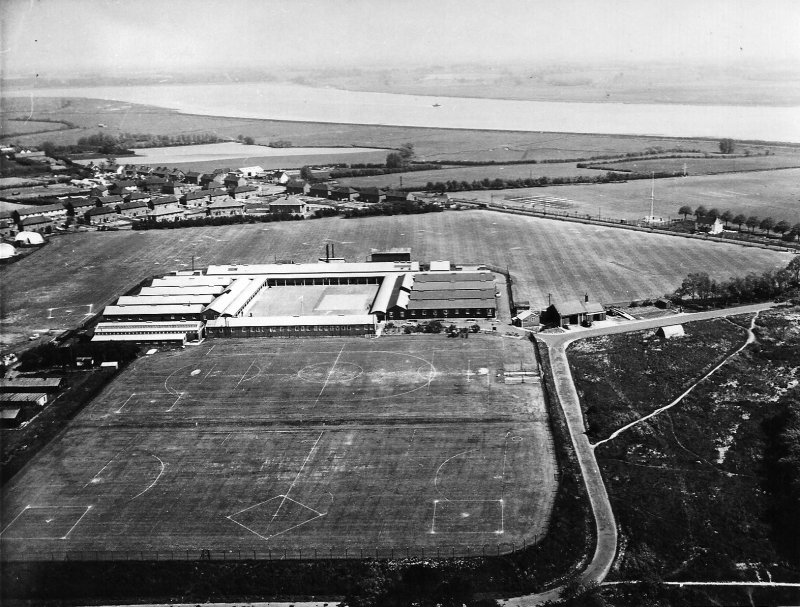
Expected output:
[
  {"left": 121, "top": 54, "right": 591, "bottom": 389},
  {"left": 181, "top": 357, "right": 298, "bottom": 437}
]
[{"left": 94, "top": 260, "right": 499, "bottom": 344}]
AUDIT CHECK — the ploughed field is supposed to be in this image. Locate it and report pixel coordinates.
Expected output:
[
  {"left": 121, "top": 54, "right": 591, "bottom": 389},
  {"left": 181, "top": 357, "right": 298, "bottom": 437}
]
[
  {"left": 0, "top": 335, "right": 554, "bottom": 558},
  {"left": 0, "top": 211, "right": 791, "bottom": 348}
]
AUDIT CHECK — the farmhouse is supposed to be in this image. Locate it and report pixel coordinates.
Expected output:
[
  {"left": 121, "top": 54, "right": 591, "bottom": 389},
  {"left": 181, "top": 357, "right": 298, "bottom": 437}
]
[
  {"left": 359, "top": 187, "right": 386, "bottom": 203},
  {"left": 309, "top": 183, "right": 333, "bottom": 198},
  {"left": 330, "top": 186, "right": 359, "bottom": 201},
  {"left": 696, "top": 216, "right": 724, "bottom": 234},
  {"left": 546, "top": 298, "right": 606, "bottom": 327}
]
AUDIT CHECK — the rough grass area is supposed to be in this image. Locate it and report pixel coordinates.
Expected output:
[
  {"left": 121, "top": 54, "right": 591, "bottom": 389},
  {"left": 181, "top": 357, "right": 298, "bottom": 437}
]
[
  {"left": 0, "top": 336, "right": 555, "bottom": 559},
  {"left": 568, "top": 309, "right": 800, "bottom": 584},
  {"left": 0, "top": 212, "right": 790, "bottom": 349},
  {"left": 587, "top": 154, "right": 800, "bottom": 176},
  {"left": 568, "top": 318, "right": 747, "bottom": 441}
]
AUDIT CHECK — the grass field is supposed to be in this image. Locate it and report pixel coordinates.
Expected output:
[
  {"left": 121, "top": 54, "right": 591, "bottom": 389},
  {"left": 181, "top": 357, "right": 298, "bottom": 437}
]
[
  {"left": 466, "top": 168, "right": 800, "bottom": 224},
  {"left": 0, "top": 211, "right": 791, "bottom": 349},
  {"left": 0, "top": 335, "right": 553, "bottom": 558}
]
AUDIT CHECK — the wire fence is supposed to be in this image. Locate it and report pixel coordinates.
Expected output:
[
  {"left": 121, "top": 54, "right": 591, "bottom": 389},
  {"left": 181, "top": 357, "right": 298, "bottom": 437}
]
[{"left": 1, "top": 539, "right": 543, "bottom": 562}]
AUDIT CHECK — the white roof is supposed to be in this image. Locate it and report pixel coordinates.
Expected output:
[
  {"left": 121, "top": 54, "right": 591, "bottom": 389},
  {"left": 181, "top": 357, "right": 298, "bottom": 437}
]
[
  {"left": 429, "top": 260, "right": 451, "bottom": 271},
  {"left": 151, "top": 275, "right": 234, "bottom": 287},
  {"left": 205, "top": 278, "right": 254, "bottom": 316},
  {"left": 205, "top": 262, "right": 419, "bottom": 276},
  {"left": 139, "top": 285, "right": 225, "bottom": 296},
  {"left": 92, "top": 333, "right": 187, "bottom": 342},
  {"left": 658, "top": 324, "right": 685, "bottom": 337},
  {"left": 14, "top": 231, "right": 45, "bottom": 245},
  {"left": 116, "top": 295, "right": 215, "bottom": 306},
  {"left": 514, "top": 310, "right": 534, "bottom": 320},
  {"left": 206, "top": 314, "right": 375, "bottom": 328},
  {"left": 103, "top": 304, "right": 205, "bottom": 316},
  {"left": 94, "top": 321, "right": 203, "bottom": 333},
  {"left": 0, "top": 243, "right": 15, "bottom": 259}
]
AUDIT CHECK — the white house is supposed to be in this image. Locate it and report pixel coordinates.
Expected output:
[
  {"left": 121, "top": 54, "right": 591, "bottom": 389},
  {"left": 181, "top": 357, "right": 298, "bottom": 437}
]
[{"left": 695, "top": 216, "right": 724, "bottom": 235}]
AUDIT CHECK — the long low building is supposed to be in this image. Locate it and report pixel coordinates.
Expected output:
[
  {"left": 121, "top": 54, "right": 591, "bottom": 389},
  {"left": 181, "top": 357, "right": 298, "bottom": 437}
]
[
  {"left": 0, "top": 377, "right": 63, "bottom": 393},
  {"left": 91, "top": 333, "right": 188, "bottom": 346},
  {"left": 101, "top": 304, "right": 206, "bottom": 321},
  {"left": 115, "top": 294, "right": 216, "bottom": 307},
  {"left": 94, "top": 321, "right": 204, "bottom": 338},
  {"left": 205, "top": 314, "right": 376, "bottom": 337},
  {"left": 139, "top": 285, "right": 226, "bottom": 296},
  {"left": 205, "top": 261, "right": 419, "bottom": 276},
  {"left": 150, "top": 275, "right": 234, "bottom": 288}
]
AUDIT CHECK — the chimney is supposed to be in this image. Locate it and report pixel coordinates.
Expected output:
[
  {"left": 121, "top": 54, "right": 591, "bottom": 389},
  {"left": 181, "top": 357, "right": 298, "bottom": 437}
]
[
  {"left": 331, "top": 243, "right": 335, "bottom": 258},
  {"left": 585, "top": 293, "right": 589, "bottom": 303},
  {"left": 326, "top": 243, "right": 330, "bottom": 260}
]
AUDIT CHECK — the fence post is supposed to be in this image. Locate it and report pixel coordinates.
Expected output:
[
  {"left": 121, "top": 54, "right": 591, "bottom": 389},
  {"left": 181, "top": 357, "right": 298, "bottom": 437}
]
[
  {"left": 268, "top": 548, "right": 271, "bottom": 560},
  {"left": 330, "top": 546, "right": 333, "bottom": 559},
  {"left": 406, "top": 546, "right": 409, "bottom": 559},
  {"left": 345, "top": 547, "right": 348, "bottom": 558},
  {"left": 315, "top": 547, "right": 317, "bottom": 559}
]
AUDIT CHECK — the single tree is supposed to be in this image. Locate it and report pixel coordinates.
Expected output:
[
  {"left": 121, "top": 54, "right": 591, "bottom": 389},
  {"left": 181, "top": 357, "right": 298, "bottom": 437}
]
[
  {"left": 398, "top": 142, "right": 415, "bottom": 162},
  {"left": 720, "top": 210, "right": 734, "bottom": 226},
  {"left": 793, "top": 223, "right": 800, "bottom": 241},
  {"left": 694, "top": 205, "right": 708, "bottom": 218},
  {"left": 243, "top": 136, "right": 255, "bottom": 145},
  {"left": 299, "top": 165, "right": 313, "bottom": 181},
  {"left": 733, "top": 213, "right": 747, "bottom": 230},
  {"left": 719, "top": 138, "right": 735, "bottom": 154},
  {"left": 678, "top": 205, "right": 692, "bottom": 220},
  {"left": 760, "top": 217, "right": 776, "bottom": 233},
  {"left": 787, "top": 256, "right": 800, "bottom": 283},
  {"left": 745, "top": 215, "right": 760, "bottom": 233},
  {"left": 385, "top": 152, "right": 404, "bottom": 169},
  {"left": 774, "top": 220, "right": 791, "bottom": 236}
]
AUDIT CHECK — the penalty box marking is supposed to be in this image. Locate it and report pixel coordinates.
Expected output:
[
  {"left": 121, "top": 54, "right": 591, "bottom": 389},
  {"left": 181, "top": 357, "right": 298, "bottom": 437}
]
[
  {"left": 0, "top": 505, "right": 93, "bottom": 540},
  {"left": 46, "top": 304, "right": 94, "bottom": 320},
  {"left": 430, "top": 499, "right": 504, "bottom": 535}
]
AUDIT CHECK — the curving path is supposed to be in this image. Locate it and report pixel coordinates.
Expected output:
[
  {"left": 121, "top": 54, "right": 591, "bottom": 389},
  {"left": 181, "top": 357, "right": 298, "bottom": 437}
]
[{"left": 507, "top": 302, "right": 776, "bottom": 605}]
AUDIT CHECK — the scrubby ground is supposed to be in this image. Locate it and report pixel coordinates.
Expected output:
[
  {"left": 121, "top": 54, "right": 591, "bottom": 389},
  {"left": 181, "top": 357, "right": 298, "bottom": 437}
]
[{"left": 568, "top": 308, "right": 800, "bottom": 586}]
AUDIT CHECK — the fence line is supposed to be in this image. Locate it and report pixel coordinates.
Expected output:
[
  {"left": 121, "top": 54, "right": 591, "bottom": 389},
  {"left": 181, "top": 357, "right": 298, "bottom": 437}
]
[{"left": 1, "top": 539, "right": 541, "bottom": 563}]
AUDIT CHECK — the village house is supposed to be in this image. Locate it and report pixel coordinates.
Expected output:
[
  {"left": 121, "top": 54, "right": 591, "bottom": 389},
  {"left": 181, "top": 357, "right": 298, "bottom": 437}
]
[
  {"left": 238, "top": 166, "right": 264, "bottom": 178},
  {"left": 161, "top": 181, "right": 185, "bottom": 196},
  {"left": 224, "top": 174, "right": 248, "bottom": 190},
  {"left": 126, "top": 191, "right": 152, "bottom": 204},
  {"left": 183, "top": 171, "right": 202, "bottom": 185},
  {"left": 269, "top": 196, "right": 306, "bottom": 214},
  {"left": 18, "top": 215, "right": 55, "bottom": 233},
  {"left": 93, "top": 194, "right": 124, "bottom": 206},
  {"left": 182, "top": 190, "right": 209, "bottom": 207},
  {"left": 169, "top": 168, "right": 185, "bottom": 182},
  {"left": 695, "top": 216, "right": 724, "bottom": 235},
  {"left": 84, "top": 206, "right": 118, "bottom": 225},
  {"left": 116, "top": 200, "right": 149, "bottom": 218},
  {"left": 89, "top": 184, "right": 110, "bottom": 197},
  {"left": 149, "top": 195, "right": 180, "bottom": 211},
  {"left": 207, "top": 199, "right": 246, "bottom": 217},
  {"left": 144, "top": 207, "right": 186, "bottom": 223},
  {"left": 108, "top": 180, "right": 138, "bottom": 195},
  {"left": 309, "top": 182, "right": 333, "bottom": 199},
  {"left": 140, "top": 176, "right": 168, "bottom": 193},
  {"left": 206, "top": 188, "right": 229, "bottom": 203},
  {"left": 66, "top": 197, "right": 100, "bottom": 216},
  {"left": 385, "top": 189, "right": 410, "bottom": 202},
  {"left": 330, "top": 186, "right": 360, "bottom": 201},
  {"left": 13, "top": 203, "right": 68, "bottom": 224},
  {"left": 200, "top": 172, "right": 226, "bottom": 188},
  {"left": 231, "top": 185, "right": 259, "bottom": 200},
  {"left": 358, "top": 187, "right": 386, "bottom": 203},
  {"left": 285, "top": 179, "right": 310, "bottom": 195}
]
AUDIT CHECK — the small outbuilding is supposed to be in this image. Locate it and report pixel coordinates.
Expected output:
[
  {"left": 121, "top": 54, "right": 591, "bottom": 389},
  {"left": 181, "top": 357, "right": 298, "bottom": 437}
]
[
  {"left": 14, "top": 231, "right": 45, "bottom": 246},
  {"left": 0, "top": 242, "right": 16, "bottom": 259}
]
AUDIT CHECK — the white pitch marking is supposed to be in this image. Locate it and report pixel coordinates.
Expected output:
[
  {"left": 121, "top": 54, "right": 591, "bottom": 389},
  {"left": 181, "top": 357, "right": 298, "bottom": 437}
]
[
  {"left": 84, "top": 452, "right": 123, "bottom": 488},
  {"left": 115, "top": 393, "right": 135, "bottom": 414},
  {"left": 129, "top": 455, "right": 166, "bottom": 501},
  {"left": 205, "top": 345, "right": 216, "bottom": 356},
  {"left": 165, "top": 392, "right": 184, "bottom": 413},
  {"left": 263, "top": 512, "right": 326, "bottom": 540},
  {"left": 226, "top": 516, "right": 270, "bottom": 541},
  {"left": 235, "top": 359, "right": 257, "bottom": 389},
  {"left": 266, "top": 431, "right": 324, "bottom": 531},
  {"left": 0, "top": 506, "right": 30, "bottom": 537},
  {"left": 61, "top": 506, "right": 92, "bottom": 540},
  {"left": 434, "top": 448, "right": 480, "bottom": 500},
  {"left": 283, "top": 495, "right": 323, "bottom": 516},
  {"left": 202, "top": 363, "right": 217, "bottom": 381},
  {"left": 313, "top": 344, "right": 346, "bottom": 405}
]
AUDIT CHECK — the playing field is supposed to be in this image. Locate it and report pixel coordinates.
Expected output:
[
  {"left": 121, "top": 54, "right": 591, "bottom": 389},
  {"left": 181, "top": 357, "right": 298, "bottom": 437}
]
[
  {"left": 245, "top": 284, "right": 379, "bottom": 317},
  {"left": 0, "top": 212, "right": 791, "bottom": 349},
  {"left": 0, "top": 335, "right": 554, "bottom": 559}
]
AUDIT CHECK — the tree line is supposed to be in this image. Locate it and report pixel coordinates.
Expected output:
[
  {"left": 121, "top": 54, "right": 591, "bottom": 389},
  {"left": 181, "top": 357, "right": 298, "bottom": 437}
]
[
  {"left": 678, "top": 205, "right": 800, "bottom": 240},
  {"left": 673, "top": 257, "right": 800, "bottom": 305}
]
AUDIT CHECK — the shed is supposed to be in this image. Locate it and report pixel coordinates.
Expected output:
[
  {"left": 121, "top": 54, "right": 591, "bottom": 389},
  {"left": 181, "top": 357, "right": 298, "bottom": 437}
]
[
  {"left": 14, "top": 231, "right": 45, "bottom": 246},
  {"left": 656, "top": 324, "right": 685, "bottom": 339},
  {"left": 0, "top": 242, "right": 16, "bottom": 259}
]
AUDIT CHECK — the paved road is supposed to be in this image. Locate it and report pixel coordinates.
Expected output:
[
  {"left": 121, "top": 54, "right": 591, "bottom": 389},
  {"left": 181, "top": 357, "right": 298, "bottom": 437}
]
[{"left": 507, "top": 302, "right": 776, "bottom": 606}]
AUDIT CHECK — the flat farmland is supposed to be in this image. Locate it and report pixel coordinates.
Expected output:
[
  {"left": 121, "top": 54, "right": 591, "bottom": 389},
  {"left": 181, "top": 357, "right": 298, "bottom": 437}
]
[
  {"left": 587, "top": 154, "right": 800, "bottom": 176},
  {"left": 467, "top": 168, "right": 800, "bottom": 224},
  {"left": 0, "top": 211, "right": 791, "bottom": 348},
  {"left": 0, "top": 336, "right": 552, "bottom": 558},
  {"left": 337, "top": 162, "right": 607, "bottom": 190}
]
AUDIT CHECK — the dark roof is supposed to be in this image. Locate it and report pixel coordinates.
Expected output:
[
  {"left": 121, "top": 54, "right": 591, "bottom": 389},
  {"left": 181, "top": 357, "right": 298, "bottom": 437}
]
[
  {"left": 359, "top": 187, "right": 386, "bottom": 196},
  {"left": 68, "top": 197, "right": 96, "bottom": 209},
  {"left": 118, "top": 200, "right": 148, "bottom": 210},
  {"left": 127, "top": 192, "right": 150, "bottom": 200},
  {"left": 86, "top": 206, "right": 117, "bottom": 216},
  {"left": 407, "top": 298, "right": 497, "bottom": 310},
  {"left": 309, "top": 183, "right": 331, "bottom": 191},
  {"left": 552, "top": 300, "right": 605, "bottom": 316},
  {"left": 286, "top": 179, "right": 307, "bottom": 187},
  {"left": 96, "top": 195, "right": 124, "bottom": 204},
  {"left": 111, "top": 180, "right": 137, "bottom": 188},
  {"left": 20, "top": 215, "right": 54, "bottom": 225},
  {"left": 334, "top": 186, "right": 358, "bottom": 194},
  {"left": 151, "top": 195, "right": 178, "bottom": 205},
  {"left": 696, "top": 216, "right": 722, "bottom": 225},
  {"left": 16, "top": 203, "right": 66, "bottom": 216},
  {"left": 184, "top": 190, "right": 208, "bottom": 201},
  {"left": 233, "top": 185, "right": 258, "bottom": 193},
  {"left": 409, "top": 289, "right": 495, "bottom": 301},
  {"left": 207, "top": 188, "right": 228, "bottom": 197}
]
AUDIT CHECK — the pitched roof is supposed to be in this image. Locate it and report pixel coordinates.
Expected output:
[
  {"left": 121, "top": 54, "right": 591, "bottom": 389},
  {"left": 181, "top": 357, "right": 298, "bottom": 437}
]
[
  {"left": 206, "top": 188, "right": 228, "bottom": 197},
  {"left": 553, "top": 300, "right": 604, "bottom": 316},
  {"left": 151, "top": 195, "right": 178, "bottom": 205},
  {"left": 16, "top": 203, "right": 66, "bottom": 216},
  {"left": 20, "top": 215, "right": 54, "bottom": 225},
  {"left": 233, "top": 185, "right": 258, "bottom": 193},
  {"left": 86, "top": 206, "right": 117, "bottom": 216},
  {"left": 118, "top": 200, "right": 148, "bottom": 210}
]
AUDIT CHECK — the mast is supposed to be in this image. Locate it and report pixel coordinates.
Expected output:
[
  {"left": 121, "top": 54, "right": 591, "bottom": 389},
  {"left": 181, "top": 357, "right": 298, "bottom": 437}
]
[{"left": 649, "top": 171, "right": 655, "bottom": 219}]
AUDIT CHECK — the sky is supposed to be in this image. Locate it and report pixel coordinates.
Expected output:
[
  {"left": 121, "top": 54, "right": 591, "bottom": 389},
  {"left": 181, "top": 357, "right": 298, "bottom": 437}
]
[{"left": 2, "top": 0, "right": 799, "bottom": 77}]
